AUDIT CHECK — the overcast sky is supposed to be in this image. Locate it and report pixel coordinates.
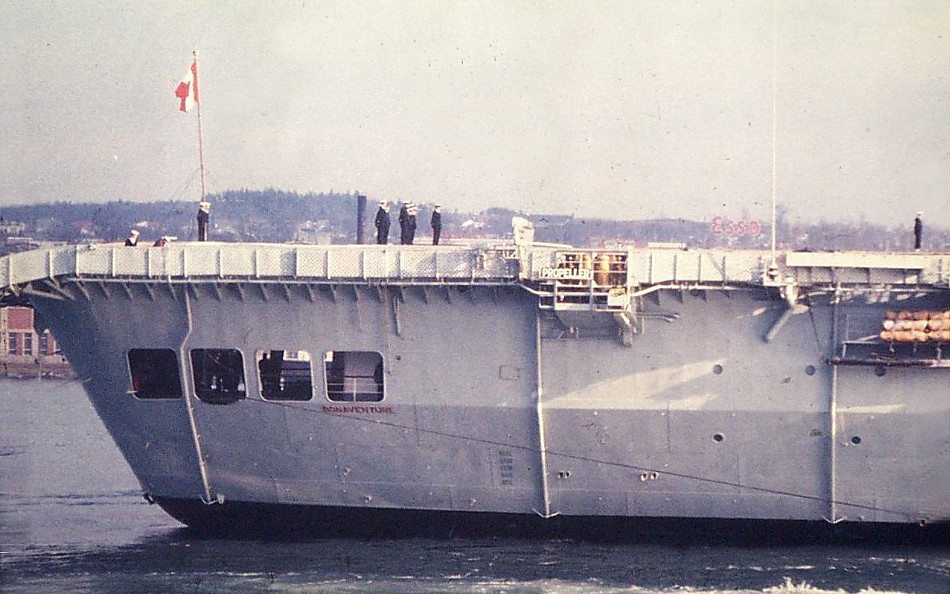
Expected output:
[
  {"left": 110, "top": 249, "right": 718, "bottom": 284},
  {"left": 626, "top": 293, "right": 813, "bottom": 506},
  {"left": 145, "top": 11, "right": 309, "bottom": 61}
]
[{"left": 2, "top": 1, "right": 948, "bottom": 228}]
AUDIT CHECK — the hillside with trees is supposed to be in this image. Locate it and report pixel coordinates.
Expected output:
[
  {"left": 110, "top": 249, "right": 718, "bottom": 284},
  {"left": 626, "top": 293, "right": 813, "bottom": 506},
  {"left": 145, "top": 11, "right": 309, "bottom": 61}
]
[{"left": 2, "top": 189, "right": 947, "bottom": 256}]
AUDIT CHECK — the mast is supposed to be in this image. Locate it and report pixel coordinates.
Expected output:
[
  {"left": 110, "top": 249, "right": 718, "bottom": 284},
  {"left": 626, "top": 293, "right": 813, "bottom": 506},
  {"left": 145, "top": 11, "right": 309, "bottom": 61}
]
[
  {"left": 193, "top": 48, "right": 207, "bottom": 202},
  {"left": 769, "top": 0, "right": 778, "bottom": 264}
]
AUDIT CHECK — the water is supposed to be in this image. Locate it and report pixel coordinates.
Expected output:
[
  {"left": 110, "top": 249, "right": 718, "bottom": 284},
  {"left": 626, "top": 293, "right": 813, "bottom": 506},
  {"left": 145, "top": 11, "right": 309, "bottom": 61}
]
[{"left": 1, "top": 378, "right": 947, "bottom": 593}]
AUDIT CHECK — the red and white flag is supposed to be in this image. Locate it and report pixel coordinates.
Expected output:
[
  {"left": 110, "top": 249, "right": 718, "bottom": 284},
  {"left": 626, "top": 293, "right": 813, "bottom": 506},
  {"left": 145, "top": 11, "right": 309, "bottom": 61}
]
[{"left": 175, "top": 61, "right": 199, "bottom": 113}]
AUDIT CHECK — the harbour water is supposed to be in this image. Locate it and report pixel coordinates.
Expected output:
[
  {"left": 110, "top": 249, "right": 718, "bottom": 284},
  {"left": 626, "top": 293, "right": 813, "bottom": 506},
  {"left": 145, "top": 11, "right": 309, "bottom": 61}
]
[{"left": 1, "top": 378, "right": 947, "bottom": 593}]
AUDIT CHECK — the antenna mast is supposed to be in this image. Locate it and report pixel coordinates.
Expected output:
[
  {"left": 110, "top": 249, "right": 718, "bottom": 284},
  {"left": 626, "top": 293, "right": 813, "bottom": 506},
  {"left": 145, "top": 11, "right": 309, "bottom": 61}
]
[{"left": 769, "top": 0, "right": 778, "bottom": 262}]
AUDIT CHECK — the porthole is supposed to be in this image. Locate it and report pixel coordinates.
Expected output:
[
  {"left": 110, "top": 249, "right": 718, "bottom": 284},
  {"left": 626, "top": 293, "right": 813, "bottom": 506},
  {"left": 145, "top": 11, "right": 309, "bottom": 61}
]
[
  {"left": 713, "top": 433, "right": 725, "bottom": 443},
  {"left": 851, "top": 435, "right": 862, "bottom": 445},
  {"left": 874, "top": 366, "right": 887, "bottom": 377},
  {"left": 805, "top": 365, "right": 816, "bottom": 376},
  {"left": 712, "top": 364, "right": 724, "bottom": 375}
]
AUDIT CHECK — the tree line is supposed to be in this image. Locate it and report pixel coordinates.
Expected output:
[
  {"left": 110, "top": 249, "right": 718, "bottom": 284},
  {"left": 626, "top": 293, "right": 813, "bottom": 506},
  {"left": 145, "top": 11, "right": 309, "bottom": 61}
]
[{"left": 1, "top": 189, "right": 946, "bottom": 255}]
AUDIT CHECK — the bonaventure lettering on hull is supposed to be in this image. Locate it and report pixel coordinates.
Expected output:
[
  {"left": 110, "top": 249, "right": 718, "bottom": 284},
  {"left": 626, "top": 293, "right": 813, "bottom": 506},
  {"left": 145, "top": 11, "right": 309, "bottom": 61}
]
[{"left": 322, "top": 405, "right": 394, "bottom": 414}]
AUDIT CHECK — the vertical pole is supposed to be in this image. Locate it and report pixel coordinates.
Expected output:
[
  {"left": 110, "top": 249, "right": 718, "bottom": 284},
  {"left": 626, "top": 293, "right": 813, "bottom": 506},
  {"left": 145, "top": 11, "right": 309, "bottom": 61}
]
[
  {"left": 827, "top": 300, "right": 840, "bottom": 522},
  {"left": 828, "top": 363, "right": 839, "bottom": 522},
  {"left": 534, "top": 310, "right": 554, "bottom": 518},
  {"left": 356, "top": 193, "right": 367, "bottom": 244},
  {"left": 180, "top": 290, "right": 215, "bottom": 504},
  {"left": 193, "top": 48, "right": 207, "bottom": 202},
  {"left": 770, "top": 0, "right": 778, "bottom": 262}
]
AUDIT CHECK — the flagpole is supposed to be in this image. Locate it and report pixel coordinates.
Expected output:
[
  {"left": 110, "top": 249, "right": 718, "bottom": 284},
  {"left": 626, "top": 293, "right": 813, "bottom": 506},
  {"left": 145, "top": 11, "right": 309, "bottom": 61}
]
[{"left": 193, "top": 48, "right": 207, "bottom": 202}]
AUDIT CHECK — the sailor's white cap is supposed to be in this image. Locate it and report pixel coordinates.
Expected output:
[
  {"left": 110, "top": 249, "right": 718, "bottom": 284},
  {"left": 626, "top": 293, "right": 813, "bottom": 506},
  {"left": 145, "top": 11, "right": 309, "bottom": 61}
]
[
  {"left": 917, "top": 211, "right": 923, "bottom": 216},
  {"left": 129, "top": 229, "right": 140, "bottom": 236},
  {"left": 379, "top": 200, "right": 387, "bottom": 205}
]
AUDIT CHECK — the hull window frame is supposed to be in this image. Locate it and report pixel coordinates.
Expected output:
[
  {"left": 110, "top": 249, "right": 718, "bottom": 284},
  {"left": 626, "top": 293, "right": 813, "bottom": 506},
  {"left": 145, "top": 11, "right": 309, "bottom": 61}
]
[
  {"left": 323, "top": 351, "right": 384, "bottom": 402},
  {"left": 127, "top": 348, "right": 183, "bottom": 400},
  {"left": 256, "top": 349, "right": 314, "bottom": 401},
  {"left": 190, "top": 348, "right": 247, "bottom": 405}
]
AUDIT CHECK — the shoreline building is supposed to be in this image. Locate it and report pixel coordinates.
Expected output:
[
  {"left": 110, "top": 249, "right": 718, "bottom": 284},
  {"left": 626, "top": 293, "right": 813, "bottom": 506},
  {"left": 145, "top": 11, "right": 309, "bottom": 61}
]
[{"left": 1, "top": 306, "right": 75, "bottom": 379}]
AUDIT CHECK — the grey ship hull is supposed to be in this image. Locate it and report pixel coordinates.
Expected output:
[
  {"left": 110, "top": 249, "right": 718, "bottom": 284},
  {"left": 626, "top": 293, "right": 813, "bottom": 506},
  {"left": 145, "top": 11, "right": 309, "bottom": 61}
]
[{"left": 3, "top": 243, "right": 948, "bottom": 532}]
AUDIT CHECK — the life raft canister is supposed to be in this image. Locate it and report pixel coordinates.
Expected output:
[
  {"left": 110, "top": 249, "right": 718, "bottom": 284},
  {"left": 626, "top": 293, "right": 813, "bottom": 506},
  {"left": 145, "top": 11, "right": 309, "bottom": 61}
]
[{"left": 594, "top": 254, "right": 611, "bottom": 286}]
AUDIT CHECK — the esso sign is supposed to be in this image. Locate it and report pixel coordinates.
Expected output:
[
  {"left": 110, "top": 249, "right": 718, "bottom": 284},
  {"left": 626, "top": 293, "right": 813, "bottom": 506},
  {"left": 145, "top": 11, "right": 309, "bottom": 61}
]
[{"left": 711, "top": 216, "right": 761, "bottom": 236}]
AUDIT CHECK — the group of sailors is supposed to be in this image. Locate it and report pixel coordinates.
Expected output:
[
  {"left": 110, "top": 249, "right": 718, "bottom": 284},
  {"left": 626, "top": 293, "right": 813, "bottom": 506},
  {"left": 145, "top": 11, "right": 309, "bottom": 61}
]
[
  {"left": 125, "top": 198, "right": 446, "bottom": 247},
  {"left": 125, "top": 229, "right": 174, "bottom": 247},
  {"left": 125, "top": 201, "right": 211, "bottom": 247},
  {"left": 125, "top": 203, "right": 924, "bottom": 252},
  {"left": 374, "top": 200, "right": 442, "bottom": 245}
]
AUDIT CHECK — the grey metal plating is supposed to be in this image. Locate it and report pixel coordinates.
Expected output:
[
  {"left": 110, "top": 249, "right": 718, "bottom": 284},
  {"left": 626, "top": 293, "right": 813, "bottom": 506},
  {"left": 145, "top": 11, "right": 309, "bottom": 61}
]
[{"left": 2, "top": 243, "right": 948, "bottom": 527}]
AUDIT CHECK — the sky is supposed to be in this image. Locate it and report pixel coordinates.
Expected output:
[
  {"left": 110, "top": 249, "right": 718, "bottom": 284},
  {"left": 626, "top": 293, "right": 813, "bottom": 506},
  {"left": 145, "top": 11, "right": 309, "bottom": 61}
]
[{"left": 1, "top": 0, "right": 948, "bottom": 229}]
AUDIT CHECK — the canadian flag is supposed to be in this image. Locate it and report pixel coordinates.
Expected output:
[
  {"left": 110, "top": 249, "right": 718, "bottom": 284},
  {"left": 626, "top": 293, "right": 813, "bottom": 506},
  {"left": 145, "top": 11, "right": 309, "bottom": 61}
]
[{"left": 175, "top": 61, "right": 199, "bottom": 113}]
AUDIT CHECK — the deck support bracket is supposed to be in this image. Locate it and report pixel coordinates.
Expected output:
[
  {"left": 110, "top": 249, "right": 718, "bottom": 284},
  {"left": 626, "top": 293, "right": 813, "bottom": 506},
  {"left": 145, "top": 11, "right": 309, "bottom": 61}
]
[
  {"left": 764, "top": 282, "right": 809, "bottom": 343},
  {"left": 614, "top": 311, "right": 635, "bottom": 347},
  {"left": 391, "top": 292, "right": 401, "bottom": 336}
]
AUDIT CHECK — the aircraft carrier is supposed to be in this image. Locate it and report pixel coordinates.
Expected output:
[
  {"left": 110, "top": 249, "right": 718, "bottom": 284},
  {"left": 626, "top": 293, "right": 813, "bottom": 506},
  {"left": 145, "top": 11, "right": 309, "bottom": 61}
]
[{"left": 1, "top": 240, "right": 948, "bottom": 533}]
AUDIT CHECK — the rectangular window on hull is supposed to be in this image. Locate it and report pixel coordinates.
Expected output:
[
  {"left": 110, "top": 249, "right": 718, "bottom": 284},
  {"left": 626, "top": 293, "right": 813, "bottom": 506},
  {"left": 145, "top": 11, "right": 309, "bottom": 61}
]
[
  {"left": 23, "top": 333, "right": 32, "bottom": 356},
  {"left": 7, "top": 332, "right": 17, "bottom": 355},
  {"left": 127, "top": 348, "right": 183, "bottom": 399},
  {"left": 324, "top": 351, "right": 384, "bottom": 402},
  {"left": 190, "top": 348, "right": 246, "bottom": 404},
  {"left": 257, "top": 349, "right": 313, "bottom": 401}
]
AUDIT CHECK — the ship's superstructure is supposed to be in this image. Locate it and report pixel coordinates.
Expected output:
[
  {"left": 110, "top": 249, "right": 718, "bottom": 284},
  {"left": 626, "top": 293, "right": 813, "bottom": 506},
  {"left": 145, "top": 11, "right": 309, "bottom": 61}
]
[{"left": 2, "top": 242, "right": 948, "bottom": 530}]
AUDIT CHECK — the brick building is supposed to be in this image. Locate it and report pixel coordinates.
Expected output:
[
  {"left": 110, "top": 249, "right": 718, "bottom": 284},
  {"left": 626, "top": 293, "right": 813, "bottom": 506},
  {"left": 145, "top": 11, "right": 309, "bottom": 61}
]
[{"left": 1, "top": 306, "right": 74, "bottom": 378}]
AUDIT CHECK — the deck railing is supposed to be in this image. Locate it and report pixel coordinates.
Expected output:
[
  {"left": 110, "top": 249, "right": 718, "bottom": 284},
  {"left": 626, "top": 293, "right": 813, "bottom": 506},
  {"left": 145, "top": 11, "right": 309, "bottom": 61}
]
[
  {"left": 518, "top": 248, "right": 773, "bottom": 286},
  {"left": 1, "top": 243, "right": 518, "bottom": 287},
  {"left": 2, "top": 242, "right": 948, "bottom": 292}
]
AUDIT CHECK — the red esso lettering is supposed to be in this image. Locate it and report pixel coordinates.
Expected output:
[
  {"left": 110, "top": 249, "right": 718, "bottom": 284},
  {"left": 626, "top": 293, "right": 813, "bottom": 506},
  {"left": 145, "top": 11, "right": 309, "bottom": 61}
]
[{"left": 712, "top": 217, "right": 761, "bottom": 236}]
